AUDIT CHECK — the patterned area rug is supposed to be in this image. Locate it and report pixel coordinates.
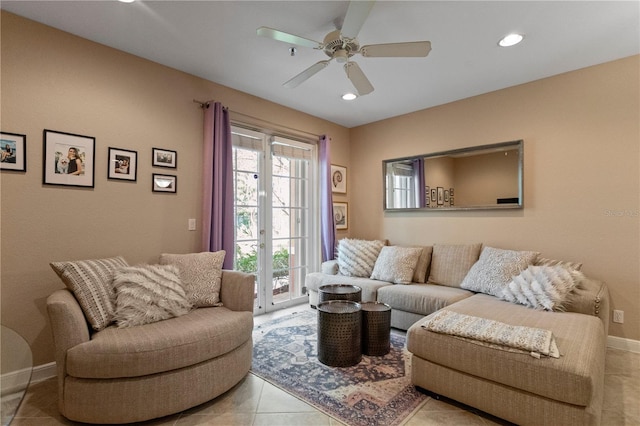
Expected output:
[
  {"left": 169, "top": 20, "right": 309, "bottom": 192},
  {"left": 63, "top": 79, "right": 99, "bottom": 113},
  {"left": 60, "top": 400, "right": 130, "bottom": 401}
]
[{"left": 251, "top": 310, "right": 427, "bottom": 426}]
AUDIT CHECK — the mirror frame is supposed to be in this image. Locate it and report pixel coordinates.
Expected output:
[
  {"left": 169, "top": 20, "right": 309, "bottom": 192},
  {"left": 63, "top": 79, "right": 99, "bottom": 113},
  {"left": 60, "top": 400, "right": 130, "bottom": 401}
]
[{"left": 383, "top": 140, "right": 524, "bottom": 211}]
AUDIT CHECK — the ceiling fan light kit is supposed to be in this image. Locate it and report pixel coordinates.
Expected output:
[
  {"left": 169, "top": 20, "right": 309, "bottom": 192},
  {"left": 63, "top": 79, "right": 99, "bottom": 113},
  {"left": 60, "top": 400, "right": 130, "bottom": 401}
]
[{"left": 257, "top": 0, "right": 431, "bottom": 97}]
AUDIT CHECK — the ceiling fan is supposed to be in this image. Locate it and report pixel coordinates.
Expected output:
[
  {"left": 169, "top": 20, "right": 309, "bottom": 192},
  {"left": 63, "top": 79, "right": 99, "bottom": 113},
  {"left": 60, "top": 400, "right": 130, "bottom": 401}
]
[{"left": 257, "top": 0, "right": 431, "bottom": 96}]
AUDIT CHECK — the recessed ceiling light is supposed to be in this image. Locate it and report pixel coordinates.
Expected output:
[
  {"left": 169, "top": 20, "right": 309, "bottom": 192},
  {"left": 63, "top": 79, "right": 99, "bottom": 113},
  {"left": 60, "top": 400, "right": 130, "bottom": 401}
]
[
  {"left": 118, "top": 0, "right": 136, "bottom": 3},
  {"left": 342, "top": 93, "right": 357, "bottom": 101},
  {"left": 498, "top": 33, "right": 524, "bottom": 47}
]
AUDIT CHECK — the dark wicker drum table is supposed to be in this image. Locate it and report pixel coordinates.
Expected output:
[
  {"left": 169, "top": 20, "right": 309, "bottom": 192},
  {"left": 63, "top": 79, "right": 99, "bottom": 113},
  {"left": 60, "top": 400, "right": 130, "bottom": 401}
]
[
  {"left": 318, "top": 284, "right": 362, "bottom": 304},
  {"left": 317, "top": 300, "right": 362, "bottom": 367},
  {"left": 361, "top": 302, "right": 392, "bottom": 356}
]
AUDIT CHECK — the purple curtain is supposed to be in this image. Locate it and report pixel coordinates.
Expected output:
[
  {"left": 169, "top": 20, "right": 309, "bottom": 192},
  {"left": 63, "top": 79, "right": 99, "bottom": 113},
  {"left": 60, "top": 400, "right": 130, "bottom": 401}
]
[
  {"left": 413, "top": 158, "right": 426, "bottom": 207},
  {"left": 319, "top": 135, "right": 335, "bottom": 261},
  {"left": 202, "top": 102, "right": 234, "bottom": 269}
]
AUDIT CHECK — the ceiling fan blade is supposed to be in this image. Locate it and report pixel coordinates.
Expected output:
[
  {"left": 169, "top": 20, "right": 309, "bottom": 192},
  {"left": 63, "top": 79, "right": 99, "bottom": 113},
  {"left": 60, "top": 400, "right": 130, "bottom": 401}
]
[
  {"left": 360, "top": 41, "right": 432, "bottom": 57},
  {"left": 344, "top": 61, "right": 374, "bottom": 96},
  {"left": 283, "top": 60, "right": 330, "bottom": 88},
  {"left": 257, "top": 27, "right": 322, "bottom": 49},
  {"left": 340, "top": 0, "right": 375, "bottom": 39}
]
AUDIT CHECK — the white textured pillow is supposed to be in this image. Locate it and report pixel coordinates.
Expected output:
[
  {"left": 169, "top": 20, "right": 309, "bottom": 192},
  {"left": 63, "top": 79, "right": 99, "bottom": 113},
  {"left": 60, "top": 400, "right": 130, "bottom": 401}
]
[
  {"left": 112, "top": 264, "right": 192, "bottom": 328},
  {"left": 501, "top": 265, "right": 584, "bottom": 311},
  {"left": 50, "top": 256, "right": 129, "bottom": 331},
  {"left": 160, "top": 251, "right": 225, "bottom": 307},
  {"left": 460, "top": 246, "right": 539, "bottom": 297},
  {"left": 535, "top": 257, "right": 583, "bottom": 271},
  {"left": 370, "top": 246, "right": 423, "bottom": 284},
  {"left": 428, "top": 243, "right": 482, "bottom": 287},
  {"left": 337, "top": 238, "right": 385, "bottom": 278}
]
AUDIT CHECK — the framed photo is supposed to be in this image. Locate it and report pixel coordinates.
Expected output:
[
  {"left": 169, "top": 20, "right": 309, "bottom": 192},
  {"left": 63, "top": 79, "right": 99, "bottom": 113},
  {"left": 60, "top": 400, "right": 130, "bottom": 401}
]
[
  {"left": 152, "top": 148, "right": 177, "bottom": 168},
  {"left": 444, "top": 190, "right": 450, "bottom": 202},
  {"left": 437, "top": 187, "right": 444, "bottom": 205},
  {"left": 0, "top": 131, "right": 26, "bottom": 172},
  {"left": 430, "top": 188, "right": 437, "bottom": 202},
  {"left": 425, "top": 186, "right": 430, "bottom": 206},
  {"left": 152, "top": 173, "right": 177, "bottom": 193},
  {"left": 333, "top": 202, "right": 348, "bottom": 230},
  {"left": 331, "top": 164, "right": 347, "bottom": 193},
  {"left": 43, "top": 129, "right": 95, "bottom": 188},
  {"left": 108, "top": 148, "right": 137, "bottom": 181},
  {"left": 449, "top": 188, "right": 454, "bottom": 197},
  {"left": 450, "top": 197, "right": 455, "bottom": 206}
]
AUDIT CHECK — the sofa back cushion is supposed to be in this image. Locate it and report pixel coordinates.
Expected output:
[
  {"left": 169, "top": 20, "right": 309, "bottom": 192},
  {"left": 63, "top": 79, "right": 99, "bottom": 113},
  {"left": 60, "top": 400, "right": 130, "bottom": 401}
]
[
  {"left": 337, "top": 238, "right": 385, "bottom": 278},
  {"left": 370, "top": 246, "right": 423, "bottom": 284},
  {"left": 50, "top": 256, "right": 129, "bottom": 331},
  {"left": 428, "top": 243, "right": 482, "bottom": 287}
]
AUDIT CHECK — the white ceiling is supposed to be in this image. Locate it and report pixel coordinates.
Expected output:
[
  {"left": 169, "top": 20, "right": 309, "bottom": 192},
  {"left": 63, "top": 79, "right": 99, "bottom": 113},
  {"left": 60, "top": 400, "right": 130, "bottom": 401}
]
[{"left": 2, "top": 1, "right": 639, "bottom": 128}]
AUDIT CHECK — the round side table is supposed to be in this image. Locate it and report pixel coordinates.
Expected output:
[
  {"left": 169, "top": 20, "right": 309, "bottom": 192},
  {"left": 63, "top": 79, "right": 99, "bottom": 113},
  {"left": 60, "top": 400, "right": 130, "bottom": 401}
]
[
  {"left": 361, "top": 302, "right": 392, "bottom": 356},
  {"left": 318, "top": 284, "right": 362, "bottom": 303},
  {"left": 317, "top": 300, "right": 362, "bottom": 367}
]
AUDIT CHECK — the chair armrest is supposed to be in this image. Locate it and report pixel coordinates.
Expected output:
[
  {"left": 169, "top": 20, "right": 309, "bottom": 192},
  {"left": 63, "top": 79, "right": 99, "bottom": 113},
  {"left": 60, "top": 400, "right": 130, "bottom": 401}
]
[
  {"left": 46, "top": 289, "right": 91, "bottom": 379},
  {"left": 219, "top": 270, "right": 254, "bottom": 312},
  {"left": 321, "top": 260, "right": 339, "bottom": 275}
]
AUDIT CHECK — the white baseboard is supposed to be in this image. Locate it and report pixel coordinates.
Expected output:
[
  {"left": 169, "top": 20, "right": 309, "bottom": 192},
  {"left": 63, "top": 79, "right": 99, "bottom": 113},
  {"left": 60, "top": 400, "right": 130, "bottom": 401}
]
[
  {"left": 30, "top": 361, "right": 57, "bottom": 383},
  {"left": 607, "top": 335, "right": 640, "bottom": 353}
]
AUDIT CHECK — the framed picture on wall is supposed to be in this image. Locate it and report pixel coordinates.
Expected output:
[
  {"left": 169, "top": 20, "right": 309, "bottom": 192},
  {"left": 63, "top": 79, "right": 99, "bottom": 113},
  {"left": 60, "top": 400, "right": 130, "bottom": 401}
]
[
  {"left": 43, "top": 129, "right": 95, "bottom": 188},
  {"left": 108, "top": 147, "right": 138, "bottom": 181},
  {"left": 444, "top": 190, "right": 450, "bottom": 202},
  {"left": 0, "top": 131, "right": 26, "bottom": 172},
  {"left": 152, "top": 173, "right": 177, "bottom": 193},
  {"left": 331, "top": 164, "right": 347, "bottom": 193},
  {"left": 333, "top": 202, "right": 348, "bottom": 230},
  {"left": 437, "top": 187, "right": 444, "bottom": 205},
  {"left": 152, "top": 148, "right": 177, "bottom": 168},
  {"left": 430, "top": 188, "right": 437, "bottom": 202}
]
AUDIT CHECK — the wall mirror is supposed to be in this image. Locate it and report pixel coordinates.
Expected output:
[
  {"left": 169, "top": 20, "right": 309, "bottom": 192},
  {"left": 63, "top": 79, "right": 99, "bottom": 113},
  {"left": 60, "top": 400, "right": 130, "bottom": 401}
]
[{"left": 383, "top": 140, "right": 523, "bottom": 211}]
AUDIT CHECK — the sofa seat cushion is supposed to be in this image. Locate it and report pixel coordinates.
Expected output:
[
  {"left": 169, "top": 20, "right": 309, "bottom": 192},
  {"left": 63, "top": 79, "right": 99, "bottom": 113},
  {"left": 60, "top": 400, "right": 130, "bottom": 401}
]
[
  {"left": 407, "top": 294, "right": 606, "bottom": 406},
  {"left": 377, "top": 284, "right": 474, "bottom": 316},
  {"left": 67, "top": 307, "right": 253, "bottom": 379},
  {"left": 306, "top": 272, "right": 390, "bottom": 302}
]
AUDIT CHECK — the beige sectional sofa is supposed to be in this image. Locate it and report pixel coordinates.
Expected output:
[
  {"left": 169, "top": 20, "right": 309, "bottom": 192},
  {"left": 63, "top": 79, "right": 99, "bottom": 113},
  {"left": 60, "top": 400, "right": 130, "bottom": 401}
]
[
  {"left": 47, "top": 255, "right": 254, "bottom": 424},
  {"left": 305, "top": 240, "right": 610, "bottom": 425}
]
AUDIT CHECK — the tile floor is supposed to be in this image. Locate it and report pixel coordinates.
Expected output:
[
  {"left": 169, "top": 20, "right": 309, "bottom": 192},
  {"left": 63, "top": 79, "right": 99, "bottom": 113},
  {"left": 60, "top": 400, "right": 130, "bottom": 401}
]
[{"left": 10, "top": 304, "right": 640, "bottom": 426}]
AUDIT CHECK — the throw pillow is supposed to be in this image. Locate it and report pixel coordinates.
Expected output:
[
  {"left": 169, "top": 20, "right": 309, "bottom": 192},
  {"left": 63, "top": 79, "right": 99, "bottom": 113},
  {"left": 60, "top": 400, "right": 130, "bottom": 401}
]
[
  {"left": 460, "top": 246, "right": 539, "bottom": 297},
  {"left": 337, "top": 238, "right": 385, "bottom": 278},
  {"left": 50, "top": 256, "right": 129, "bottom": 331},
  {"left": 427, "top": 243, "right": 482, "bottom": 287},
  {"left": 501, "top": 265, "right": 584, "bottom": 311},
  {"left": 112, "top": 264, "right": 192, "bottom": 328},
  {"left": 159, "top": 251, "right": 225, "bottom": 307},
  {"left": 535, "top": 257, "right": 583, "bottom": 271},
  {"left": 411, "top": 246, "right": 433, "bottom": 283},
  {"left": 370, "top": 246, "right": 423, "bottom": 284}
]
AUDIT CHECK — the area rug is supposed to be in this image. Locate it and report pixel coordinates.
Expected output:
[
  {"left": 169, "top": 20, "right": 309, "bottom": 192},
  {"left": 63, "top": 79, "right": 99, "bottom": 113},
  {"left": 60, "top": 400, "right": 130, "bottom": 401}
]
[{"left": 251, "top": 310, "right": 427, "bottom": 426}]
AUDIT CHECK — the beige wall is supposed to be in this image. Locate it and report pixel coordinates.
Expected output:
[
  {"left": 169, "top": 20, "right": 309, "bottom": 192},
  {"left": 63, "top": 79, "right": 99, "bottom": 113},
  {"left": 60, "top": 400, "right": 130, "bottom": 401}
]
[
  {"left": 0, "top": 12, "right": 349, "bottom": 365},
  {"left": 350, "top": 56, "right": 640, "bottom": 341}
]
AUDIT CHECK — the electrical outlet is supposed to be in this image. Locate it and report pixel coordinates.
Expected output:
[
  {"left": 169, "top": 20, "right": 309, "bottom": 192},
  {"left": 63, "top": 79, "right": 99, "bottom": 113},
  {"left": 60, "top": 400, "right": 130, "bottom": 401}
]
[
  {"left": 613, "top": 310, "right": 624, "bottom": 324},
  {"left": 188, "top": 218, "right": 196, "bottom": 231}
]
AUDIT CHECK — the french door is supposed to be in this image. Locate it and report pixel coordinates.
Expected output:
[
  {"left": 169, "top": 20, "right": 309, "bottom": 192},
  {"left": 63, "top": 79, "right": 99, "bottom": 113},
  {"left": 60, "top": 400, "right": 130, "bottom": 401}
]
[{"left": 231, "top": 126, "right": 319, "bottom": 314}]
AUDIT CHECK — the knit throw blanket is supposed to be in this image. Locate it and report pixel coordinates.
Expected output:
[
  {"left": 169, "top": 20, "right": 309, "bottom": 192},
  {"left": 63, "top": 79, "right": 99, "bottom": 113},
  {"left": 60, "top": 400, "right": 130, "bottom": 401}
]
[{"left": 420, "top": 310, "right": 560, "bottom": 358}]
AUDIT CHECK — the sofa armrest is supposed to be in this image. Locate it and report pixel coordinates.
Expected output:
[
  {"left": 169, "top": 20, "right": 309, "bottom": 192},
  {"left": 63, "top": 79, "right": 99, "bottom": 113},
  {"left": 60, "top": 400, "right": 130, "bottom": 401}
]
[
  {"left": 564, "top": 277, "right": 610, "bottom": 336},
  {"left": 321, "top": 260, "right": 339, "bottom": 275},
  {"left": 220, "top": 270, "right": 254, "bottom": 312}
]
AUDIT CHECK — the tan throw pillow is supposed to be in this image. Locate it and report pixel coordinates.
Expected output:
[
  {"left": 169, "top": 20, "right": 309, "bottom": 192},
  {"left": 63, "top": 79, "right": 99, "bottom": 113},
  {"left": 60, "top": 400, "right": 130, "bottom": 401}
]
[
  {"left": 370, "top": 246, "right": 423, "bottom": 284},
  {"left": 50, "top": 256, "right": 129, "bottom": 331},
  {"left": 535, "top": 257, "right": 583, "bottom": 271},
  {"left": 159, "top": 251, "right": 225, "bottom": 307},
  {"left": 460, "top": 246, "right": 539, "bottom": 297},
  {"left": 428, "top": 243, "right": 482, "bottom": 287},
  {"left": 112, "top": 264, "right": 192, "bottom": 328},
  {"left": 411, "top": 246, "right": 433, "bottom": 283},
  {"left": 337, "top": 238, "right": 385, "bottom": 278}
]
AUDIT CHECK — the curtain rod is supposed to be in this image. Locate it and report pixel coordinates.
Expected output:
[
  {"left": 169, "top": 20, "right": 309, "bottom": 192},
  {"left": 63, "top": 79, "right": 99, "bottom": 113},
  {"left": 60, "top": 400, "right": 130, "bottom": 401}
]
[{"left": 193, "top": 99, "right": 320, "bottom": 139}]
